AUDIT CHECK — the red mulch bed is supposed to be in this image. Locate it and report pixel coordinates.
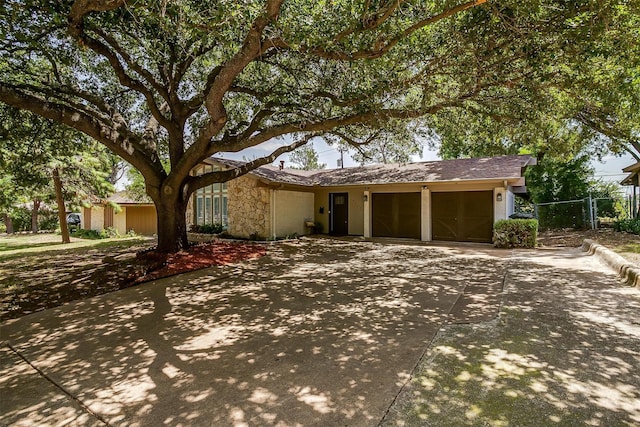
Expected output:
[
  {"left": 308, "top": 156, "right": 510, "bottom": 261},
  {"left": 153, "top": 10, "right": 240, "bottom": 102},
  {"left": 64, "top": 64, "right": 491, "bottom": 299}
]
[{"left": 131, "top": 241, "right": 267, "bottom": 284}]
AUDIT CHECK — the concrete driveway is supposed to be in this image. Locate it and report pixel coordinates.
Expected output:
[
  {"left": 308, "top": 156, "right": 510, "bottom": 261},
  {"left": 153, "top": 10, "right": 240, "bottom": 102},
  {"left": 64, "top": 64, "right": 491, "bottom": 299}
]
[{"left": 0, "top": 238, "right": 634, "bottom": 426}]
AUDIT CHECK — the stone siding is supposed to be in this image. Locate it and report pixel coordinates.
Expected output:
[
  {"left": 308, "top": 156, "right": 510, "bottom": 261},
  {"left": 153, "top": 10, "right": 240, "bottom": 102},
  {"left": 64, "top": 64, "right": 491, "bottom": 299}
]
[{"left": 227, "top": 176, "right": 271, "bottom": 239}]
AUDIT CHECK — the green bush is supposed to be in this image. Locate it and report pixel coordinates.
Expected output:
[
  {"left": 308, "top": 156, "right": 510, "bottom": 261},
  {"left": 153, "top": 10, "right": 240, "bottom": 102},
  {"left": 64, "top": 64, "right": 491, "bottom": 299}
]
[
  {"left": 9, "top": 207, "right": 32, "bottom": 232},
  {"left": 38, "top": 211, "right": 59, "bottom": 231},
  {"left": 613, "top": 218, "right": 640, "bottom": 235},
  {"left": 71, "top": 228, "right": 102, "bottom": 239},
  {"left": 190, "top": 223, "right": 224, "bottom": 234},
  {"left": 99, "top": 227, "right": 121, "bottom": 238},
  {"left": 493, "top": 219, "right": 538, "bottom": 248}
]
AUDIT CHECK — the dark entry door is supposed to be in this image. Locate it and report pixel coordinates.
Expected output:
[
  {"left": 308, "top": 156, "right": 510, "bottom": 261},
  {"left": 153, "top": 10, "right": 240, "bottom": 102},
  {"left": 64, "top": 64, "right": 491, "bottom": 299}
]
[
  {"left": 372, "top": 193, "right": 421, "bottom": 239},
  {"left": 432, "top": 191, "right": 493, "bottom": 243},
  {"left": 330, "top": 193, "right": 349, "bottom": 235}
]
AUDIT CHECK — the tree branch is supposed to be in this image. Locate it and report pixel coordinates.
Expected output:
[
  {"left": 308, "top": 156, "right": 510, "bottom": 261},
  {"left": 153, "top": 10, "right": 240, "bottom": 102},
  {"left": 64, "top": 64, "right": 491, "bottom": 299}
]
[
  {"left": 186, "top": 134, "right": 317, "bottom": 197},
  {"left": 0, "top": 84, "right": 164, "bottom": 185},
  {"left": 92, "top": 28, "right": 170, "bottom": 103},
  {"left": 271, "top": 0, "right": 487, "bottom": 61},
  {"left": 68, "top": 8, "right": 171, "bottom": 130}
]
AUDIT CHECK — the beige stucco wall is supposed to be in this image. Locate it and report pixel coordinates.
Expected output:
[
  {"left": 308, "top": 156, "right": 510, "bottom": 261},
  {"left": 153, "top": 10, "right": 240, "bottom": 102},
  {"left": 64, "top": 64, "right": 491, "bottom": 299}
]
[
  {"left": 494, "top": 186, "right": 508, "bottom": 222},
  {"left": 185, "top": 199, "right": 194, "bottom": 228},
  {"left": 421, "top": 187, "right": 431, "bottom": 241},
  {"left": 113, "top": 207, "right": 127, "bottom": 235},
  {"left": 227, "top": 175, "right": 271, "bottom": 239},
  {"left": 273, "top": 190, "right": 315, "bottom": 237},
  {"left": 313, "top": 186, "right": 366, "bottom": 235},
  {"left": 314, "top": 180, "right": 518, "bottom": 240},
  {"left": 90, "top": 206, "right": 105, "bottom": 231}
]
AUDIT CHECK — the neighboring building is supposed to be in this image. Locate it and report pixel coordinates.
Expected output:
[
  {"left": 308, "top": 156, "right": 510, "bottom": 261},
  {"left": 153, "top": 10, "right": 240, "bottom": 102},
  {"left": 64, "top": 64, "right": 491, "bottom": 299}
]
[
  {"left": 85, "top": 154, "right": 536, "bottom": 243},
  {"left": 621, "top": 161, "right": 640, "bottom": 218},
  {"left": 83, "top": 192, "right": 157, "bottom": 236}
]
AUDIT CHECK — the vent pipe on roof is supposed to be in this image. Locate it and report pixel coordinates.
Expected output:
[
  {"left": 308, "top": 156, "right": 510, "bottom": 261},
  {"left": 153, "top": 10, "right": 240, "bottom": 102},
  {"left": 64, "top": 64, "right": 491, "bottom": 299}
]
[{"left": 279, "top": 160, "right": 284, "bottom": 170}]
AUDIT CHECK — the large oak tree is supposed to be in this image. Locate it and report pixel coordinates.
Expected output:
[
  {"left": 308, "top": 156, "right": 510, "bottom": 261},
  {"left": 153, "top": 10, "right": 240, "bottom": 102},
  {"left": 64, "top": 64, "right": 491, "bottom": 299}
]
[{"left": 0, "top": 0, "right": 633, "bottom": 252}]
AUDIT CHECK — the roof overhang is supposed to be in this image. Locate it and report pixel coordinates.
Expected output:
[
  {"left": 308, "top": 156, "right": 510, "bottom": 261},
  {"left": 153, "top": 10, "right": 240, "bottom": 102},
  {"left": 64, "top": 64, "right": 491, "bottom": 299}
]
[{"left": 620, "top": 162, "right": 640, "bottom": 186}]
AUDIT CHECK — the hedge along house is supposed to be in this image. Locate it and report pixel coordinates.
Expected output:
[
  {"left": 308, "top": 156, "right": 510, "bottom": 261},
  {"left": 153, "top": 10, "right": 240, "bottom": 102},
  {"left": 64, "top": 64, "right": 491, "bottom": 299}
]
[{"left": 202, "top": 154, "right": 536, "bottom": 243}]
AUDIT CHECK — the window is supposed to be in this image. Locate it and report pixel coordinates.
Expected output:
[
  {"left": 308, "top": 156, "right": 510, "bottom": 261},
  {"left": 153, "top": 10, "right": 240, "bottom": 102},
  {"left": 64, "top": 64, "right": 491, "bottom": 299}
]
[{"left": 193, "top": 164, "right": 229, "bottom": 227}]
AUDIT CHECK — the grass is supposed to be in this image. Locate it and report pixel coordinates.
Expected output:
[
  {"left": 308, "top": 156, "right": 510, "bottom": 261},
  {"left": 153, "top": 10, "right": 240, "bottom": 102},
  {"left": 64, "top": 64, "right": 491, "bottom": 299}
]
[
  {"left": 0, "top": 233, "right": 147, "bottom": 261},
  {"left": 0, "top": 233, "right": 155, "bottom": 320},
  {"left": 615, "top": 242, "right": 640, "bottom": 254}
]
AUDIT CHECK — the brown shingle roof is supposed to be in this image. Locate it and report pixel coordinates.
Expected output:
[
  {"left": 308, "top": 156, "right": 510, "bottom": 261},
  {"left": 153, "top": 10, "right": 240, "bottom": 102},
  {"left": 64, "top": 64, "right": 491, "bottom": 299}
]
[
  {"left": 214, "top": 154, "right": 535, "bottom": 187},
  {"left": 213, "top": 158, "right": 314, "bottom": 186},
  {"left": 311, "top": 155, "right": 535, "bottom": 186},
  {"left": 107, "top": 191, "right": 153, "bottom": 204}
]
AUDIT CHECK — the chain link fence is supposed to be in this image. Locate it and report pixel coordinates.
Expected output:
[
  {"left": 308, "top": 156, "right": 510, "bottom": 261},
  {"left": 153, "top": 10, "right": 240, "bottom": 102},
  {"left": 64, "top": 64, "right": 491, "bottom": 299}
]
[{"left": 533, "top": 197, "right": 617, "bottom": 230}]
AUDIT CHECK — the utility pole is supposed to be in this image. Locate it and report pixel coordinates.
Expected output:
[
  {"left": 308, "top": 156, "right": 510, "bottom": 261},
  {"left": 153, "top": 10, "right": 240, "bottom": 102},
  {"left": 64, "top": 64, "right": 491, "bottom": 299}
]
[{"left": 337, "top": 147, "right": 346, "bottom": 168}]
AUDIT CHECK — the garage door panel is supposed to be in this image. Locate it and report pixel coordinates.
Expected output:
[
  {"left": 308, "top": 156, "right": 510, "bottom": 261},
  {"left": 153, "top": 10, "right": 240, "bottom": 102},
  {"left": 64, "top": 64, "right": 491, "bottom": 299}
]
[
  {"left": 463, "top": 217, "right": 494, "bottom": 242},
  {"left": 432, "top": 218, "right": 458, "bottom": 240},
  {"left": 432, "top": 191, "right": 493, "bottom": 243},
  {"left": 372, "top": 193, "right": 421, "bottom": 239},
  {"left": 126, "top": 206, "right": 157, "bottom": 236}
]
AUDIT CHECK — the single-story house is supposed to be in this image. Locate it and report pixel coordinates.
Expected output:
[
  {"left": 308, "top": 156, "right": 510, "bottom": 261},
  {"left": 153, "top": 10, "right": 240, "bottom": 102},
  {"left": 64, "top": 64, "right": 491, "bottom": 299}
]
[
  {"left": 82, "top": 191, "right": 157, "bottom": 236},
  {"left": 201, "top": 154, "right": 536, "bottom": 243},
  {"left": 621, "top": 161, "right": 640, "bottom": 218},
  {"left": 85, "top": 154, "right": 536, "bottom": 243}
]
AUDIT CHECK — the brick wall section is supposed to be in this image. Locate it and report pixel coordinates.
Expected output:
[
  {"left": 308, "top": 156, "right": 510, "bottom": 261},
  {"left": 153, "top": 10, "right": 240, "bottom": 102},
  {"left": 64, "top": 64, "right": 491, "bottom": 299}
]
[{"left": 227, "top": 175, "right": 271, "bottom": 239}]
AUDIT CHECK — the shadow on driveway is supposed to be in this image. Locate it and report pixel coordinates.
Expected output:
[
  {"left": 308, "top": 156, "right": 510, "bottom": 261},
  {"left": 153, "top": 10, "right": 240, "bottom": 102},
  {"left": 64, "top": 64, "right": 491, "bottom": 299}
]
[
  {"left": 382, "top": 247, "right": 640, "bottom": 426},
  {"left": 1, "top": 238, "right": 508, "bottom": 426}
]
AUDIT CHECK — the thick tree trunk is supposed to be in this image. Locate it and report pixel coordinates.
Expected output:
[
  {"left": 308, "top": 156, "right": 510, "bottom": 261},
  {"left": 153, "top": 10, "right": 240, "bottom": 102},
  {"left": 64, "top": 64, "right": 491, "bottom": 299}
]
[
  {"left": 31, "top": 199, "right": 40, "bottom": 233},
  {"left": 155, "top": 196, "right": 189, "bottom": 253},
  {"left": 53, "top": 168, "right": 70, "bottom": 244},
  {"left": 3, "top": 213, "right": 13, "bottom": 234}
]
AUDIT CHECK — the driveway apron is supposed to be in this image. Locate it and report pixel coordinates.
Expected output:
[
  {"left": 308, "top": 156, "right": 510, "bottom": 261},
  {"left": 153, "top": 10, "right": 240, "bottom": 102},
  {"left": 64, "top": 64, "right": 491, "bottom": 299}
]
[{"left": 1, "top": 239, "right": 509, "bottom": 426}]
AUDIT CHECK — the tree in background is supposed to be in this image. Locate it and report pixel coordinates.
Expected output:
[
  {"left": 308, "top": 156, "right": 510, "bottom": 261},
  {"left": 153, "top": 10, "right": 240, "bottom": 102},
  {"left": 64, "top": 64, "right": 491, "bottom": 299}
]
[
  {"left": 334, "top": 120, "right": 428, "bottom": 165},
  {"left": 288, "top": 144, "right": 326, "bottom": 171},
  {"left": 524, "top": 155, "right": 623, "bottom": 228},
  {"left": 2, "top": 1, "right": 637, "bottom": 252},
  {"left": 429, "top": 3, "right": 639, "bottom": 162},
  {"left": 0, "top": 107, "right": 115, "bottom": 242}
]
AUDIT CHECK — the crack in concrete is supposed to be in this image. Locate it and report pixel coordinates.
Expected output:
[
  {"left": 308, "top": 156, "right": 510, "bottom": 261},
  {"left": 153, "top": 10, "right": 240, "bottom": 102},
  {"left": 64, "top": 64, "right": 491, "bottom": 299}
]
[
  {"left": 377, "top": 261, "right": 511, "bottom": 426},
  {"left": 6, "top": 343, "right": 111, "bottom": 426}
]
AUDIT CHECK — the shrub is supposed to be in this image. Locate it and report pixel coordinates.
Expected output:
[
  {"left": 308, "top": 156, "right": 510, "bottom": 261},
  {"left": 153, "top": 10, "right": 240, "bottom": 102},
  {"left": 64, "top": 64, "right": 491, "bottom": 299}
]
[
  {"left": 493, "top": 219, "right": 538, "bottom": 248},
  {"left": 249, "top": 231, "right": 264, "bottom": 241},
  {"left": 99, "top": 227, "right": 120, "bottom": 238},
  {"left": 613, "top": 218, "right": 640, "bottom": 235},
  {"left": 71, "top": 228, "right": 102, "bottom": 239},
  {"left": 190, "top": 223, "right": 224, "bottom": 234},
  {"left": 38, "top": 211, "right": 59, "bottom": 231},
  {"left": 9, "top": 207, "right": 32, "bottom": 232}
]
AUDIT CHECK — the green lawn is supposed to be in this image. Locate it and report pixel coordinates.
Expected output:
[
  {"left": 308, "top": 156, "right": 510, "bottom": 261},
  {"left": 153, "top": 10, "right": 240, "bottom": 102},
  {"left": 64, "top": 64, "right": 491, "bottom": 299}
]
[
  {"left": 0, "top": 233, "right": 155, "bottom": 320},
  {"left": 0, "top": 233, "right": 149, "bottom": 261}
]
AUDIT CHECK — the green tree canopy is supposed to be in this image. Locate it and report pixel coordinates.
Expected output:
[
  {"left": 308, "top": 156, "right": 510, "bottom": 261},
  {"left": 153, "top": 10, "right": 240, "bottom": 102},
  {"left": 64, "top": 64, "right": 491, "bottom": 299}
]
[
  {"left": 288, "top": 143, "right": 326, "bottom": 171},
  {"left": 1, "top": 0, "right": 637, "bottom": 251},
  {"left": 0, "top": 106, "right": 115, "bottom": 240}
]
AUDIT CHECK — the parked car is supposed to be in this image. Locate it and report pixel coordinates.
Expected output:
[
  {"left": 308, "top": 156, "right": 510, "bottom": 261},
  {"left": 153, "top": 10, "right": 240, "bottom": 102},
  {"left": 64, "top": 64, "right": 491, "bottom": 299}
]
[{"left": 66, "top": 213, "right": 81, "bottom": 229}]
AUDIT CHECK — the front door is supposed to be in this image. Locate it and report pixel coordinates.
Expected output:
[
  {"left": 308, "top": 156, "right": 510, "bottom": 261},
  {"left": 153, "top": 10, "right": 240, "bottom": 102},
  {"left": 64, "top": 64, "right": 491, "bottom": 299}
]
[{"left": 330, "top": 193, "right": 349, "bottom": 235}]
